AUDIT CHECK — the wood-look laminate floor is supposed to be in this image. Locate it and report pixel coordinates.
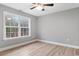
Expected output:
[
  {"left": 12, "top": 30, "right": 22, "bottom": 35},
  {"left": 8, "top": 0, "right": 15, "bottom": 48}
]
[{"left": 0, "top": 41, "right": 79, "bottom": 56}]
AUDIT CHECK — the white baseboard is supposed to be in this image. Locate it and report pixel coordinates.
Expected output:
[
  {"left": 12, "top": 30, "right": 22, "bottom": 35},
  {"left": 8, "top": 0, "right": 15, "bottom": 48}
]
[
  {"left": 38, "top": 40, "right": 79, "bottom": 49},
  {"left": 0, "top": 39, "right": 38, "bottom": 52},
  {"left": 0, "top": 39, "right": 79, "bottom": 52}
]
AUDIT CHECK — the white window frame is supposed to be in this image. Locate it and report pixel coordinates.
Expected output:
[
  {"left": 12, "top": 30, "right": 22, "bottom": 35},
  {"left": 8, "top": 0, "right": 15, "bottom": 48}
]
[{"left": 3, "top": 11, "right": 31, "bottom": 40}]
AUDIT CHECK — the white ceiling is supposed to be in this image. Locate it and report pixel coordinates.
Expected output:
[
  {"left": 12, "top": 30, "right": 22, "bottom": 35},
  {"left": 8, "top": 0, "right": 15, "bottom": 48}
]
[{"left": 2, "top": 3, "right": 79, "bottom": 16}]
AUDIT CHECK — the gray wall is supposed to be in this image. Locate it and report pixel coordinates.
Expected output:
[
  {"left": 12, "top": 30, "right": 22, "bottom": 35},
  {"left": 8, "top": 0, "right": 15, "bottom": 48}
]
[
  {"left": 0, "top": 4, "right": 37, "bottom": 48},
  {"left": 0, "top": 4, "right": 79, "bottom": 48},
  {"left": 38, "top": 7, "right": 79, "bottom": 46}
]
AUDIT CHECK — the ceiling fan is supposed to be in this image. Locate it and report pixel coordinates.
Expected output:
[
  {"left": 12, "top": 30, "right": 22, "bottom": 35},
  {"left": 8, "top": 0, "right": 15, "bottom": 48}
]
[{"left": 30, "top": 3, "right": 54, "bottom": 11}]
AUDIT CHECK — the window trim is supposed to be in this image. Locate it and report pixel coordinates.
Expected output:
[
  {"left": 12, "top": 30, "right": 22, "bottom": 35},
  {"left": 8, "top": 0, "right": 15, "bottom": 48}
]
[{"left": 3, "top": 11, "right": 31, "bottom": 40}]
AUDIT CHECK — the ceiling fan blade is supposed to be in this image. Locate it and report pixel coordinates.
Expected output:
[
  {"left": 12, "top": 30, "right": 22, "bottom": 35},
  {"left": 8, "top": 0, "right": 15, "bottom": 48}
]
[
  {"left": 44, "top": 4, "right": 54, "bottom": 6},
  {"left": 30, "top": 7, "right": 36, "bottom": 10}
]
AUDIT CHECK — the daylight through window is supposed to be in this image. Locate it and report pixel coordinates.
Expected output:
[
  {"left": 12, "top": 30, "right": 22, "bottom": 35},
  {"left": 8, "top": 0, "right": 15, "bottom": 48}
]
[{"left": 3, "top": 12, "right": 31, "bottom": 40}]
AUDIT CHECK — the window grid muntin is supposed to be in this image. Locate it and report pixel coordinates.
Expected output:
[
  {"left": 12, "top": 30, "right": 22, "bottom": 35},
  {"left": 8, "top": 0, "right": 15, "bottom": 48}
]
[{"left": 3, "top": 11, "right": 31, "bottom": 40}]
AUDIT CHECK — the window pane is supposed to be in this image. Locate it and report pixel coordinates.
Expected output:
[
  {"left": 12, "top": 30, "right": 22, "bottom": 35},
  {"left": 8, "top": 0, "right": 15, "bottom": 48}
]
[
  {"left": 20, "top": 21, "right": 28, "bottom": 27},
  {"left": 5, "top": 15, "right": 18, "bottom": 26},
  {"left": 5, "top": 15, "right": 11, "bottom": 26},
  {"left": 6, "top": 27, "right": 10, "bottom": 38},
  {"left": 20, "top": 16, "right": 28, "bottom": 27},
  {"left": 15, "top": 28, "right": 18, "bottom": 37},
  {"left": 6, "top": 27, "right": 18, "bottom": 38},
  {"left": 21, "top": 28, "right": 29, "bottom": 36},
  {"left": 10, "top": 28, "right": 18, "bottom": 37}
]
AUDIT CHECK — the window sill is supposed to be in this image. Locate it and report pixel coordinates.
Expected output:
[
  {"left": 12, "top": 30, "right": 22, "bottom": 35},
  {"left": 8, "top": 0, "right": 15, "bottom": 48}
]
[{"left": 3, "top": 35, "right": 31, "bottom": 40}]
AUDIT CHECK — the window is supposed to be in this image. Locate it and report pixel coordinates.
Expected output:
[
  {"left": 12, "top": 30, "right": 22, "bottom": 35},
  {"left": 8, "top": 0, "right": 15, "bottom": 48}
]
[{"left": 3, "top": 12, "right": 31, "bottom": 40}]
